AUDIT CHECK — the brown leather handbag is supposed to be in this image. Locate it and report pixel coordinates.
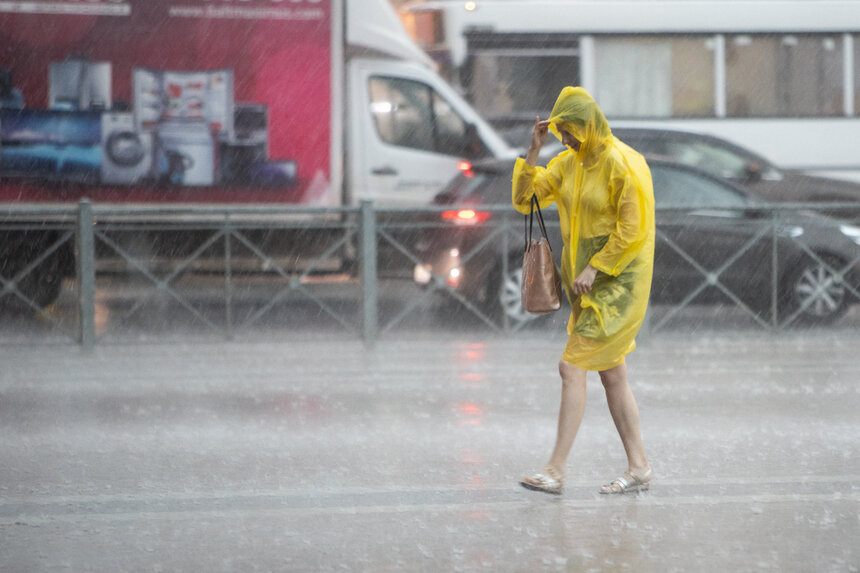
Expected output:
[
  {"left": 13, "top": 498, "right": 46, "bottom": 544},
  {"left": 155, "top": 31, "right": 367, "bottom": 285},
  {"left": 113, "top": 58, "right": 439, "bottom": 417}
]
[{"left": 521, "top": 194, "right": 562, "bottom": 314}]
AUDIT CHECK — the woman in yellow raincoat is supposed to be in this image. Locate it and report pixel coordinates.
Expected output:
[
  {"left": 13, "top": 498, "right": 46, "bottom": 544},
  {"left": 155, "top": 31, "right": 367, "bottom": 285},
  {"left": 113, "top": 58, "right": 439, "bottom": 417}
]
[{"left": 515, "top": 87, "right": 655, "bottom": 495}]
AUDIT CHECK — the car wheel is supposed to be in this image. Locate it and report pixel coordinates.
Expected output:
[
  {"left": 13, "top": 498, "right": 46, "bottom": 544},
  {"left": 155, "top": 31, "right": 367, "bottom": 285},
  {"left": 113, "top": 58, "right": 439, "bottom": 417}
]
[
  {"left": 491, "top": 260, "right": 539, "bottom": 325},
  {"left": 781, "top": 253, "right": 850, "bottom": 324}
]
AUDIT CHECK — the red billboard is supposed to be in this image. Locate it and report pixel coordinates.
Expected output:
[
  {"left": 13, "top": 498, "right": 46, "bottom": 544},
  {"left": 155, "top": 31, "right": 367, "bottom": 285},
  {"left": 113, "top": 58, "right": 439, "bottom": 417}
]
[{"left": 0, "top": 0, "right": 333, "bottom": 203}]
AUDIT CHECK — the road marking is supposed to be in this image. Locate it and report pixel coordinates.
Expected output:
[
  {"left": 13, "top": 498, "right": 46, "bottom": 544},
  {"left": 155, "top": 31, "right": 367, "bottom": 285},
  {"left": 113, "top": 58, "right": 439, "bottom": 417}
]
[
  {"left": 1, "top": 493, "right": 858, "bottom": 526},
  {"left": 2, "top": 474, "right": 858, "bottom": 506},
  {"left": 2, "top": 478, "right": 858, "bottom": 526}
]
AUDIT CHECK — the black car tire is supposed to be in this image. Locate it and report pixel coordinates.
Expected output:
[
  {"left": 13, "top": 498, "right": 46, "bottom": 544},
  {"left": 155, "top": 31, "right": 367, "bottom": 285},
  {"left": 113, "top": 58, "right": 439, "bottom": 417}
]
[
  {"left": 780, "top": 252, "right": 852, "bottom": 325},
  {"left": 487, "top": 255, "right": 540, "bottom": 325}
]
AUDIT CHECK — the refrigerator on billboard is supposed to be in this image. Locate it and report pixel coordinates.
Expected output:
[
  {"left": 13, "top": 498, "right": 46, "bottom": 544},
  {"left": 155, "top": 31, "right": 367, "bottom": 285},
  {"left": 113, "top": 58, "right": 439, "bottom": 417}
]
[
  {"left": 132, "top": 68, "right": 234, "bottom": 137},
  {"left": 49, "top": 60, "right": 112, "bottom": 111},
  {"left": 133, "top": 68, "right": 234, "bottom": 186}
]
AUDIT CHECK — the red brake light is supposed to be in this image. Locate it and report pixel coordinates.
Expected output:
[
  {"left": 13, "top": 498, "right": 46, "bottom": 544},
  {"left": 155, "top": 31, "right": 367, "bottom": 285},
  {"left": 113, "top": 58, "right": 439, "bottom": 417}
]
[
  {"left": 441, "top": 209, "right": 491, "bottom": 225},
  {"left": 458, "top": 161, "right": 474, "bottom": 178}
]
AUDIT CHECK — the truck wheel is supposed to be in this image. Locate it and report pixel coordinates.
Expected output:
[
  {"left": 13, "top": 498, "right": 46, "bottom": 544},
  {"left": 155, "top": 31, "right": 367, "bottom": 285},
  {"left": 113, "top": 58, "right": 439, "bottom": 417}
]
[
  {"left": 780, "top": 253, "right": 850, "bottom": 324},
  {"left": 18, "top": 254, "right": 65, "bottom": 308},
  {"left": 0, "top": 233, "right": 68, "bottom": 311}
]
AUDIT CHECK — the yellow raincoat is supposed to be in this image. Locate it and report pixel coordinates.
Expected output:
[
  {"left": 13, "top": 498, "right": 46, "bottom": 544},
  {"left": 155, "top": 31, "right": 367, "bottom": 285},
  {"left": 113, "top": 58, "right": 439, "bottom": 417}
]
[{"left": 512, "top": 87, "right": 655, "bottom": 371}]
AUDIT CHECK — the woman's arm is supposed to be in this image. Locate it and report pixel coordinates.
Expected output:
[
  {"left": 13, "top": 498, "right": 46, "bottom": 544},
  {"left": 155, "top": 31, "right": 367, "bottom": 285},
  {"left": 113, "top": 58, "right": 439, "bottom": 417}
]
[
  {"left": 512, "top": 117, "right": 562, "bottom": 214},
  {"left": 589, "top": 171, "right": 654, "bottom": 276},
  {"left": 526, "top": 117, "right": 550, "bottom": 166}
]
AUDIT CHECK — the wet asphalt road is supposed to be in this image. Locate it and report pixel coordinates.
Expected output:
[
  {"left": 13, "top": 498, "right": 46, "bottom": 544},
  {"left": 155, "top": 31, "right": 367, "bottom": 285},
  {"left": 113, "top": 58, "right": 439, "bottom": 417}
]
[{"left": 1, "top": 331, "right": 858, "bottom": 572}]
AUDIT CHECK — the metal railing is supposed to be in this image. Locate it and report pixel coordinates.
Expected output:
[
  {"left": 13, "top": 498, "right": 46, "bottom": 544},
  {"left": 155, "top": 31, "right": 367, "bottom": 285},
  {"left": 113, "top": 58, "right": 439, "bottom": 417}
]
[{"left": 2, "top": 200, "right": 859, "bottom": 348}]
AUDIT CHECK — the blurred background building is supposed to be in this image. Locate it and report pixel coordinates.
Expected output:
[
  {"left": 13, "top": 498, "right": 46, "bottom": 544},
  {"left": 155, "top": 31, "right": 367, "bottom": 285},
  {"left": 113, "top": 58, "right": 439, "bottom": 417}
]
[{"left": 393, "top": 0, "right": 860, "bottom": 181}]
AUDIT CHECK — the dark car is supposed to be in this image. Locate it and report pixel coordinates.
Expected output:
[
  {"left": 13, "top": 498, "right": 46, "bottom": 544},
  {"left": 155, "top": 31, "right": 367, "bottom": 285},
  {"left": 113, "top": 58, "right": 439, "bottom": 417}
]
[
  {"left": 413, "top": 156, "right": 860, "bottom": 325},
  {"left": 613, "top": 128, "right": 860, "bottom": 210}
]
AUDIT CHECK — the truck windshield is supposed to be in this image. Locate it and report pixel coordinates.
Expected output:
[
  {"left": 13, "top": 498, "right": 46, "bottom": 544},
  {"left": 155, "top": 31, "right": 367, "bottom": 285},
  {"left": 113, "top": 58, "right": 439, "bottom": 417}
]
[{"left": 369, "top": 76, "right": 483, "bottom": 158}]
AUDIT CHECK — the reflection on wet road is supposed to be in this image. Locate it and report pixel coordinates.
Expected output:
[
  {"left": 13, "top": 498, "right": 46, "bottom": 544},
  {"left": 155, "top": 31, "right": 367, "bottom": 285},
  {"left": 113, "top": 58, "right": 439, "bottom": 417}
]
[{"left": 1, "top": 333, "right": 858, "bottom": 571}]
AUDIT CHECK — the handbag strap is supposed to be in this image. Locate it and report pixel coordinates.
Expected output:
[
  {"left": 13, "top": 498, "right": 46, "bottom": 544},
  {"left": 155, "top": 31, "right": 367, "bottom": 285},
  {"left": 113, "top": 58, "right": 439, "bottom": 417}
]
[{"left": 525, "top": 194, "right": 553, "bottom": 252}]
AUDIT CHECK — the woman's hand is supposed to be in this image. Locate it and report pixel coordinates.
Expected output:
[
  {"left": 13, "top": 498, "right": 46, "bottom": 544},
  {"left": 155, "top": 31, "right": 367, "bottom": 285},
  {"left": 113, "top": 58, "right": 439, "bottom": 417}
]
[
  {"left": 572, "top": 264, "right": 598, "bottom": 296},
  {"left": 525, "top": 116, "right": 551, "bottom": 165}
]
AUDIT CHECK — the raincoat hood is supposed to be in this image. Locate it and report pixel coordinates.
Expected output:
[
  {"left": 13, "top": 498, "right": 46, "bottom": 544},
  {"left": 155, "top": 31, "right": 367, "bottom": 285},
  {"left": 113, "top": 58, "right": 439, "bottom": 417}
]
[{"left": 547, "top": 87, "right": 612, "bottom": 163}]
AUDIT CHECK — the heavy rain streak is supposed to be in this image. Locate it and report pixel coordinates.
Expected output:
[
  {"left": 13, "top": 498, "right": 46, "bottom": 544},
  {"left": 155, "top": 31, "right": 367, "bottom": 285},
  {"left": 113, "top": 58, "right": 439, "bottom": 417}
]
[{"left": 1, "top": 0, "right": 859, "bottom": 571}]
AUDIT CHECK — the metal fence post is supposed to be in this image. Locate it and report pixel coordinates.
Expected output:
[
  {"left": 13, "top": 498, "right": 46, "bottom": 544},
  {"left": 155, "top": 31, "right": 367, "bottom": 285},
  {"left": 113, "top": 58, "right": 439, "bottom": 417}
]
[
  {"left": 771, "top": 212, "right": 780, "bottom": 329},
  {"left": 501, "top": 217, "right": 510, "bottom": 333},
  {"left": 360, "top": 200, "right": 378, "bottom": 347},
  {"left": 76, "top": 199, "right": 96, "bottom": 351},
  {"left": 224, "top": 214, "right": 234, "bottom": 341}
]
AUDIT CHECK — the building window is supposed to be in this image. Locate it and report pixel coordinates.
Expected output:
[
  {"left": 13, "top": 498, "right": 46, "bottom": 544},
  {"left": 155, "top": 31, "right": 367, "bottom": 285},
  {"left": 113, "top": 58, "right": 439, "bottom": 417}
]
[
  {"left": 726, "top": 35, "right": 843, "bottom": 117},
  {"left": 462, "top": 32, "right": 580, "bottom": 120},
  {"left": 468, "top": 53, "right": 579, "bottom": 119},
  {"left": 593, "top": 36, "right": 715, "bottom": 118}
]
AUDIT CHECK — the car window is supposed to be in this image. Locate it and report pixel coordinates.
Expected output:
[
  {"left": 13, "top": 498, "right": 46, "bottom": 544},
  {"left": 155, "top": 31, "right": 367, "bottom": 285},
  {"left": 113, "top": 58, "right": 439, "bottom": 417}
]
[
  {"left": 439, "top": 171, "right": 485, "bottom": 200},
  {"left": 663, "top": 140, "right": 750, "bottom": 179},
  {"left": 651, "top": 165, "right": 749, "bottom": 208},
  {"left": 620, "top": 135, "right": 668, "bottom": 156},
  {"left": 369, "top": 76, "right": 474, "bottom": 157}
]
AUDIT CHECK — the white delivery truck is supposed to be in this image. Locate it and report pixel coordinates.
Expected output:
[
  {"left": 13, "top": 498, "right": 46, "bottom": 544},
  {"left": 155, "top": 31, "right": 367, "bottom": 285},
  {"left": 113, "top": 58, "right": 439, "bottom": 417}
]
[{"left": 0, "top": 0, "right": 514, "bottom": 307}]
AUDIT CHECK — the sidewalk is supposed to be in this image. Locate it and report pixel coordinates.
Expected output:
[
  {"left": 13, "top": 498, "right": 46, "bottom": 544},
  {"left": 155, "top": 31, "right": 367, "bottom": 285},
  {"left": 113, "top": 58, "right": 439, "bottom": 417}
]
[{"left": 1, "top": 331, "right": 858, "bottom": 572}]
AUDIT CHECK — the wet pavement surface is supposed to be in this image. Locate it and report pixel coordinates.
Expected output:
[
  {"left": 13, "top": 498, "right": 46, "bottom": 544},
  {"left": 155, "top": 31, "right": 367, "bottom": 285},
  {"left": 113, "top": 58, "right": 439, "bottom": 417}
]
[{"left": 1, "top": 331, "right": 858, "bottom": 572}]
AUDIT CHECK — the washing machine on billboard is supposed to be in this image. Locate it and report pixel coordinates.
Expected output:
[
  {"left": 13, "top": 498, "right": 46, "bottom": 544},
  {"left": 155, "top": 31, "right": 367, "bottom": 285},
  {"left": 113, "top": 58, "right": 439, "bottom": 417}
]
[
  {"left": 101, "top": 112, "right": 153, "bottom": 185},
  {"left": 155, "top": 122, "right": 216, "bottom": 186}
]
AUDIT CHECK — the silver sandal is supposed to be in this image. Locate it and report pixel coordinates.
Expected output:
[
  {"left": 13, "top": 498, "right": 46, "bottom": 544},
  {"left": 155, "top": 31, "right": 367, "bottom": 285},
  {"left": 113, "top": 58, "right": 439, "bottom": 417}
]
[
  {"left": 599, "top": 468, "right": 652, "bottom": 495},
  {"left": 520, "top": 467, "right": 563, "bottom": 495}
]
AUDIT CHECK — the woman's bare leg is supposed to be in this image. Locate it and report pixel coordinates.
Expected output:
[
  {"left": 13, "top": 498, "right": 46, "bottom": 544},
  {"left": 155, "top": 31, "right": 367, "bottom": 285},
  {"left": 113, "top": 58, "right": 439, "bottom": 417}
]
[
  {"left": 598, "top": 362, "right": 649, "bottom": 475},
  {"left": 545, "top": 360, "right": 588, "bottom": 475},
  {"left": 522, "top": 360, "right": 587, "bottom": 490}
]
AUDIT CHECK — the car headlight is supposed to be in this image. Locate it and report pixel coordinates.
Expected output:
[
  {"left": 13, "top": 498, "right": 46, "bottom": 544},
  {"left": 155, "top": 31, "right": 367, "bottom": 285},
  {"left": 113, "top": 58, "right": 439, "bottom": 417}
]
[
  {"left": 785, "top": 226, "right": 804, "bottom": 238},
  {"left": 839, "top": 224, "right": 860, "bottom": 245}
]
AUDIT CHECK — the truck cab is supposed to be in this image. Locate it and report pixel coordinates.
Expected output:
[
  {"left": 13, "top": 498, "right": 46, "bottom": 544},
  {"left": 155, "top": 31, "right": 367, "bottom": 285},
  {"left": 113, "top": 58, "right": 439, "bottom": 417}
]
[
  {"left": 346, "top": 0, "right": 514, "bottom": 206},
  {"left": 348, "top": 57, "right": 513, "bottom": 206}
]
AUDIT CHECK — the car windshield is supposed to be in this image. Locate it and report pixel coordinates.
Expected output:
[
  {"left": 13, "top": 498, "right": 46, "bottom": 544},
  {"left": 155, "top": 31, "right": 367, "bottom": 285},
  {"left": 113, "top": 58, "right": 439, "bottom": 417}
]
[
  {"left": 436, "top": 171, "right": 487, "bottom": 202},
  {"left": 617, "top": 130, "right": 773, "bottom": 181},
  {"left": 662, "top": 140, "right": 751, "bottom": 179},
  {"left": 651, "top": 165, "right": 754, "bottom": 208}
]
